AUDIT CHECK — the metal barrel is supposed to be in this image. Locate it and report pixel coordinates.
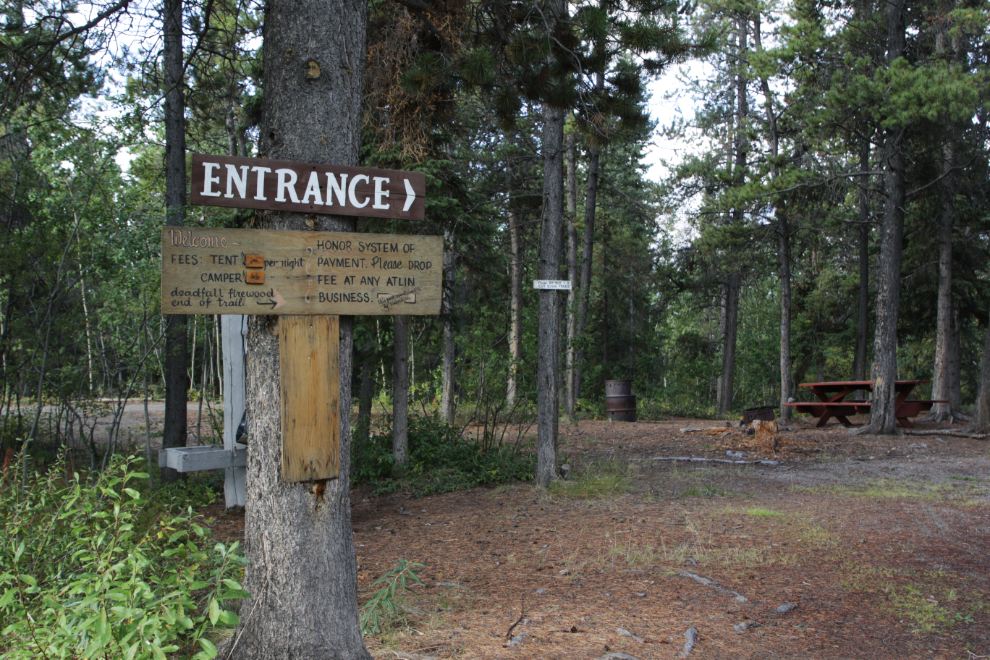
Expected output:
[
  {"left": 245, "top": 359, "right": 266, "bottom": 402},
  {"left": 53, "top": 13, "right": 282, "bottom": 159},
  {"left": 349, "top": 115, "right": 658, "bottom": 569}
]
[{"left": 605, "top": 380, "right": 636, "bottom": 422}]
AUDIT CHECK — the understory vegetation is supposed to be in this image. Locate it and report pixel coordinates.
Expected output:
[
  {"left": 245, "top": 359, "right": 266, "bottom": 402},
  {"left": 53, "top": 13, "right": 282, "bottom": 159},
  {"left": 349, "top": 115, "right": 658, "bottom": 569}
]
[
  {"left": 0, "top": 454, "right": 246, "bottom": 659},
  {"left": 352, "top": 412, "right": 535, "bottom": 497}
]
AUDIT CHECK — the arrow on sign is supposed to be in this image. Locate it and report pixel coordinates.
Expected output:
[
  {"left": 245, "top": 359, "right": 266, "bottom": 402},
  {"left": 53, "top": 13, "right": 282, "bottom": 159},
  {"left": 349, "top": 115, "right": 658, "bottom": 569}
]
[
  {"left": 256, "top": 289, "right": 286, "bottom": 310},
  {"left": 403, "top": 179, "right": 416, "bottom": 213}
]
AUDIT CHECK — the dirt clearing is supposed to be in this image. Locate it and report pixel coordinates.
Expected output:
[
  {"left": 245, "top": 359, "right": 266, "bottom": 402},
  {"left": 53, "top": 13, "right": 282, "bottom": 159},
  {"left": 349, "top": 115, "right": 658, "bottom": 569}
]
[{"left": 204, "top": 416, "right": 990, "bottom": 659}]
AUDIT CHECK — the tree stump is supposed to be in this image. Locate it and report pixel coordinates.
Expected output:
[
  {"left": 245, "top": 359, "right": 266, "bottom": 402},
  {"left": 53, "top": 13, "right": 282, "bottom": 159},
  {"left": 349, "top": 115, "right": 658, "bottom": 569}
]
[{"left": 752, "top": 420, "right": 779, "bottom": 452}]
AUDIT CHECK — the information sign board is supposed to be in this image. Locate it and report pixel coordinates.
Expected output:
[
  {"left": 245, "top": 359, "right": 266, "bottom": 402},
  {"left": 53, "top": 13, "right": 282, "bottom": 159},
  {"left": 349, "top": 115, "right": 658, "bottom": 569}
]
[
  {"left": 161, "top": 227, "right": 441, "bottom": 316},
  {"left": 533, "top": 280, "right": 573, "bottom": 290}
]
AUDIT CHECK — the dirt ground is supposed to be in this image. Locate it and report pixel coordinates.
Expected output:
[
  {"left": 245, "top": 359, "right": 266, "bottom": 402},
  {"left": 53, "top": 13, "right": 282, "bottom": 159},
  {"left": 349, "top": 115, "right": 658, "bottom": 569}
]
[{"left": 201, "top": 415, "right": 990, "bottom": 660}]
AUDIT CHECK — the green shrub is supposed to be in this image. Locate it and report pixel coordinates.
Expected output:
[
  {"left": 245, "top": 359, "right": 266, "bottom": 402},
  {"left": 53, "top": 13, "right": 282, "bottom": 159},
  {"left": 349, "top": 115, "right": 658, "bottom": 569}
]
[
  {"left": 0, "top": 453, "right": 248, "bottom": 659},
  {"left": 352, "top": 412, "right": 534, "bottom": 497}
]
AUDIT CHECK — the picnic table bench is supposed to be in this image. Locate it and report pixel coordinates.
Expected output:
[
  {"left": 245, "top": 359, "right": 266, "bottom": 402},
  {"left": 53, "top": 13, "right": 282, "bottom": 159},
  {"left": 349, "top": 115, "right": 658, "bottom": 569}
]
[{"left": 782, "top": 380, "right": 945, "bottom": 428}]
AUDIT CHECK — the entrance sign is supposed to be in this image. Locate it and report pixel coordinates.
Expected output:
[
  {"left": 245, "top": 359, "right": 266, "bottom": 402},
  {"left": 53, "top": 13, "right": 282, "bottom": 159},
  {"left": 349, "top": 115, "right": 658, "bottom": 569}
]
[
  {"left": 533, "top": 279, "right": 572, "bottom": 290},
  {"left": 168, "top": 155, "right": 440, "bottom": 485},
  {"left": 190, "top": 153, "right": 427, "bottom": 222},
  {"left": 161, "top": 227, "right": 442, "bottom": 316}
]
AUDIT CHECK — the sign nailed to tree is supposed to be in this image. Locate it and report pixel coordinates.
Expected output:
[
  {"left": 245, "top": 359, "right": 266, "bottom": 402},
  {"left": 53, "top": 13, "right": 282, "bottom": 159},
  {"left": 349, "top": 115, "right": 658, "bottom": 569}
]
[
  {"left": 190, "top": 153, "right": 427, "bottom": 221},
  {"left": 161, "top": 227, "right": 441, "bottom": 316}
]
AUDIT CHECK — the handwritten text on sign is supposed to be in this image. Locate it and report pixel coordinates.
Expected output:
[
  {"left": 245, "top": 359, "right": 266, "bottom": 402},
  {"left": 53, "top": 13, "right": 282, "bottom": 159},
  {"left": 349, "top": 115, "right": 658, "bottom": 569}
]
[
  {"left": 161, "top": 228, "right": 441, "bottom": 316},
  {"left": 189, "top": 153, "right": 427, "bottom": 222}
]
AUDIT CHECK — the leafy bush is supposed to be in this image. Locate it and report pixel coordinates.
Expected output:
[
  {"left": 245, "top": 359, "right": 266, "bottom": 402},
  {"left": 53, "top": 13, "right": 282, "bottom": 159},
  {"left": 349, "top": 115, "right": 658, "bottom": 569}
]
[
  {"left": 0, "top": 453, "right": 248, "bottom": 659},
  {"left": 352, "top": 412, "right": 534, "bottom": 497}
]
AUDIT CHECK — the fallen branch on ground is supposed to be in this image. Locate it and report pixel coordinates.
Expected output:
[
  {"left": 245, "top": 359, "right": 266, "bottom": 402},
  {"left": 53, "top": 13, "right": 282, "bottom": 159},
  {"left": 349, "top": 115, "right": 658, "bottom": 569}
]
[
  {"left": 902, "top": 429, "right": 987, "bottom": 439},
  {"left": 680, "top": 427, "right": 733, "bottom": 434},
  {"left": 630, "top": 457, "right": 779, "bottom": 466}
]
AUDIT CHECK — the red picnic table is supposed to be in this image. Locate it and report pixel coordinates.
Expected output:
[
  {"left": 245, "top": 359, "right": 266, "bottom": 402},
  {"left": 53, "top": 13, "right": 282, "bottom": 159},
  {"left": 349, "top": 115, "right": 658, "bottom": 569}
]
[{"left": 782, "top": 380, "right": 942, "bottom": 428}]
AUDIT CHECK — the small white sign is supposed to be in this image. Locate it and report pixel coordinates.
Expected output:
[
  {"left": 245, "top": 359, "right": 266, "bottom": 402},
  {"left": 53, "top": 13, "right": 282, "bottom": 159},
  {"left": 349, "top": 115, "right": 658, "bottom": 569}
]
[{"left": 533, "top": 280, "right": 572, "bottom": 290}]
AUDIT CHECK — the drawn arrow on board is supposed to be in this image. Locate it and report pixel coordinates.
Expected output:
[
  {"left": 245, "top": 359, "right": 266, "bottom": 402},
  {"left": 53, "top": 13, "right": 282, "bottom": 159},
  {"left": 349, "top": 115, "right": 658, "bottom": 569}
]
[
  {"left": 403, "top": 179, "right": 416, "bottom": 212},
  {"left": 256, "top": 289, "right": 286, "bottom": 310}
]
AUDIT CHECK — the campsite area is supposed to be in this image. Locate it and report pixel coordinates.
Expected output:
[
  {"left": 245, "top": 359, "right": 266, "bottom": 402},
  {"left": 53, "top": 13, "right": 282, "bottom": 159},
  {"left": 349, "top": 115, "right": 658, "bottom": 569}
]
[{"left": 193, "top": 416, "right": 990, "bottom": 660}]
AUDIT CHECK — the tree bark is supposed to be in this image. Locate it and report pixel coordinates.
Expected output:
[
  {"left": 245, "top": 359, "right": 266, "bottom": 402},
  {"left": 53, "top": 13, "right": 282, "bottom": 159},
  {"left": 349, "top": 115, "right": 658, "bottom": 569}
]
[
  {"left": 441, "top": 227, "right": 456, "bottom": 422},
  {"left": 865, "top": 0, "right": 907, "bottom": 435},
  {"left": 573, "top": 142, "right": 600, "bottom": 402},
  {"left": 357, "top": 361, "right": 373, "bottom": 435},
  {"left": 565, "top": 129, "right": 578, "bottom": 418},
  {"left": 536, "top": 112, "right": 566, "bottom": 487},
  {"left": 230, "top": 0, "right": 371, "bottom": 656},
  {"left": 855, "top": 140, "right": 870, "bottom": 387},
  {"left": 973, "top": 310, "right": 990, "bottom": 432},
  {"left": 717, "top": 13, "right": 748, "bottom": 415},
  {"left": 507, "top": 166, "right": 521, "bottom": 407},
  {"left": 753, "top": 12, "right": 790, "bottom": 419},
  {"left": 930, "top": 140, "right": 956, "bottom": 421},
  {"left": 717, "top": 270, "right": 740, "bottom": 413},
  {"left": 392, "top": 315, "right": 408, "bottom": 467},
  {"left": 161, "top": 0, "right": 188, "bottom": 485}
]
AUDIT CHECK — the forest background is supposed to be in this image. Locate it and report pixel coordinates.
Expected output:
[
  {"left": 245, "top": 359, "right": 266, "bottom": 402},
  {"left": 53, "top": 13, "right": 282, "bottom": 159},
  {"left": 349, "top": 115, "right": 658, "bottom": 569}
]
[{"left": 2, "top": 0, "right": 990, "bottom": 470}]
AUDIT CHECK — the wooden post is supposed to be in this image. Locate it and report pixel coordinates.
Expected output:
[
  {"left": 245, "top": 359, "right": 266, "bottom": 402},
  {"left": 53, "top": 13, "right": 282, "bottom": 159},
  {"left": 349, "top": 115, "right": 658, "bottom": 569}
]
[
  {"left": 221, "top": 314, "right": 247, "bottom": 507},
  {"left": 279, "top": 315, "right": 340, "bottom": 482}
]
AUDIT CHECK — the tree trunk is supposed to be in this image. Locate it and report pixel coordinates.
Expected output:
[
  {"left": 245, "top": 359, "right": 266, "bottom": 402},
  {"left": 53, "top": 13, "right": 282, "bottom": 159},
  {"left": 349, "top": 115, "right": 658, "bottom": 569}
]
[
  {"left": 717, "top": 269, "right": 740, "bottom": 413},
  {"left": 507, "top": 168, "right": 521, "bottom": 407},
  {"left": 865, "top": 0, "right": 907, "bottom": 435},
  {"left": 930, "top": 140, "right": 956, "bottom": 421},
  {"left": 441, "top": 227, "right": 457, "bottom": 422},
  {"left": 753, "top": 13, "right": 790, "bottom": 419},
  {"left": 973, "top": 309, "right": 990, "bottom": 432},
  {"left": 357, "top": 361, "right": 373, "bottom": 435},
  {"left": 855, "top": 140, "right": 870, "bottom": 388},
  {"left": 565, "top": 130, "right": 578, "bottom": 418},
  {"left": 718, "top": 13, "right": 748, "bottom": 415},
  {"left": 778, "top": 212, "right": 792, "bottom": 418},
  {"left": 392, "top": 315, "right": 408, "bottom": 468},
  {"left": 536, "top": 104, "right": 566, "bottom": 487},
  {"left": 161, "top": 0, "right": 188, "bottom": 485},
  {"left": 574, "top": 143, "right": 600, "bottom": 402},
  {"left": 229, "top": 0, "right": 371, "bottom": 656}
]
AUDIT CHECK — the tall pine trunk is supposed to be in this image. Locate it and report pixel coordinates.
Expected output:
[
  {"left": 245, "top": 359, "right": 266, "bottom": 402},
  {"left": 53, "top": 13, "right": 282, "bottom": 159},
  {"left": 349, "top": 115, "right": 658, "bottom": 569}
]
[
  {"left": 574, "top": 142, "right": 600, "bottom": 402},
  {"left": 441, "top": 227, "right": 457, "bottom": 422},
  {"left": 973, "top": 309, "right": 990, "bottom": 432},
  {"left": 536, "top": 78, "right": 566, "bottom": 487},
  {"left": 230, "top": 0, "right": 371, "bottom": 655},
  {"left": 537, "top": 103, "right": 565, "bottom": 486},
  {"left": 930, "top": 140, "right": 956, "bottom": 421},
  {"left": 754, "top": 12, "right": 790, "bottom": 418},
  {"left": 717, "top": 13, "right": 748, "bottom": 415},
  {"left": 507, "top": 166, "right": 522, "bottom": 406},
  {"left": 865, "top": 0, "right": 907, "bottom": 435},
  {"left": 565, "top": 130, "right": 578, "bottom": 418},
  {"left": 161, "top": 0, "right": 188, "bottom": 484},
  {"left": 357, "top": 361, "right": 373, "bottom": 435},
  {"left": 392, "top": 316, "right": 408, "bottom": 468},
  {"left": 855, "top": 140, "right": 870, "bottom": 387}
]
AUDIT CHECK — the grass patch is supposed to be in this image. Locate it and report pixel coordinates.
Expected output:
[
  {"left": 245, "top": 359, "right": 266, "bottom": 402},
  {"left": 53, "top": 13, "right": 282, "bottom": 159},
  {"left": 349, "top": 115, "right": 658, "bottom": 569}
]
[
  {"left": 681, "top": 484, "right": 732, "bottom": 498},
  {"left": 791, "top": 478, "right": 978, "bottom": 501},
  {"left": 604, "top": 540, "right": 796, "bottom": 569},
  {"left": 548, "top": 460, "right": 631, "bottom": 499},
  {"left": 746, "top": 507, "right": 784, "bottom": 517},
  {"left": 949, "top": 475, "right": 978, "bottom": 482}
]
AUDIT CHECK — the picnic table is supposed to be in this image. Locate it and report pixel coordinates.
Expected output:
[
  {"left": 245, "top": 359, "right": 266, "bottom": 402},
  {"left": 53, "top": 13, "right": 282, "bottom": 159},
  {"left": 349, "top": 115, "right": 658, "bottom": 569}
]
[{"left": 782, "top": 380, "right": 942, "bottom": 428}]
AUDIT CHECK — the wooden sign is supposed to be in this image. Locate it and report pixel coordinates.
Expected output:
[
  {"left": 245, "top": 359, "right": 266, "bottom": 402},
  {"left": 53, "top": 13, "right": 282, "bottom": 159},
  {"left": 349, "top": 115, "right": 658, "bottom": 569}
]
[
  {"left": 533, "top": 280, "right": 572, "bottom": 290},
  {"left": 190, "top": 153, "right": 426, "bottom": 222},
  {"left": 161, "top": 227, "right": 441, "bottom": 316}
]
